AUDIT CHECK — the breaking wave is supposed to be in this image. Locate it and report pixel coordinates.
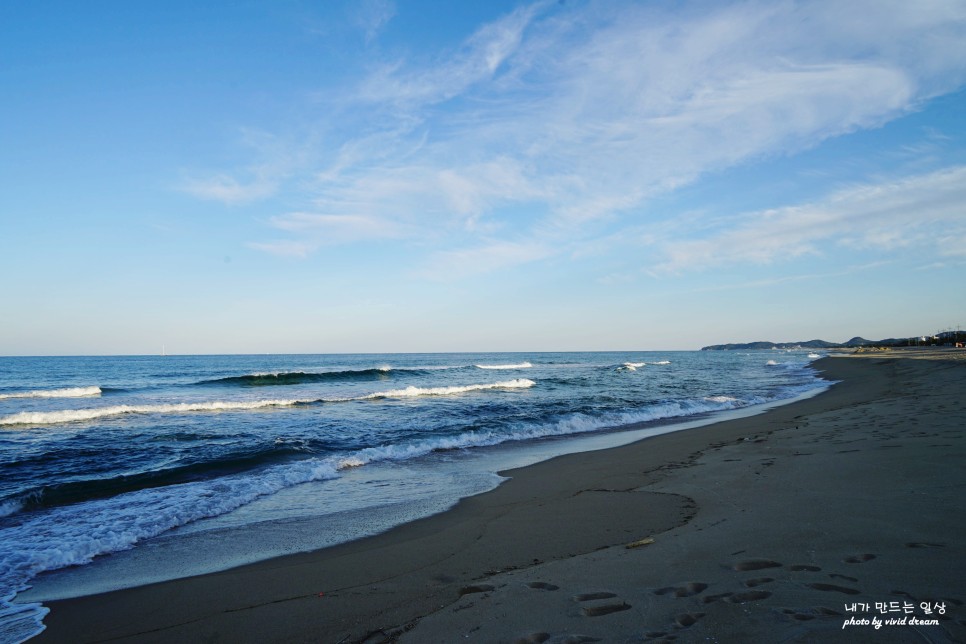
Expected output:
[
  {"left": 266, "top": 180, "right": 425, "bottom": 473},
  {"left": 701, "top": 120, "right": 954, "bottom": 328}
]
[
  {"left": 624, "top": 362, "right": 646, "bottom": 369},
  {"left": 338, "top": 394, "right": 754, "bottom": 468},
  {"left": 0, "top": 387, "right": 101, "bottom": 400},
  {"left": 357, "top": 379, "right": 534, "bottom": 400},
  {"left": 475, "top": 362, "right": 532, "bottom": 370},
  {"left": 0, "top": 498, "right": 25, "bottom": 518},
  {"left": 705, "top": 395, "right": 739, "bottom": 404},
  {"left": 0, "top": 458, "right": 341, "bottom": 625},
  {"left": 0, "top": 380, "right": 537, "bottom": 427},
  {"left": 0, "top": 399, "right": 310, "bottom": 426},
  {"left": 198, "top": 367, "right": 402, "bottom": 387},
  {"left": 617, "top": 360, "right": 669, "bottom": 371}
]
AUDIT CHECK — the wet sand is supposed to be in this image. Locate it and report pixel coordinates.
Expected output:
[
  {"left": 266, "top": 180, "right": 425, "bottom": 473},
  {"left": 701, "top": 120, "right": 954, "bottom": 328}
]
[{"left": 33, "top": 349, "right": 966, "bottom": 643}]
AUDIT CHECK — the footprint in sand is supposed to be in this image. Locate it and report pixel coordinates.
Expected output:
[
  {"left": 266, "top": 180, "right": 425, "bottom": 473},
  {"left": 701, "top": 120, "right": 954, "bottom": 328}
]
[
  {"left": 703, "top": 592, "right": 734, "bottom": 604},
  {"left": 653, "top": 582, "right": 708, "bottom": 598},
  {"left": 726, "top": 590, "right": 772, "bottom": 603},
  {"left": 573, "top": 592, "right": 617, "bottom": 601},
  {"left": 573, "top": 591, "right": 630, "bottom": 617},
  {"left": 806, "top": 583, "right": 861, "bottom": 595},
  {"left": 581, "top": 602, "right": 631, "bottom": 617},
  {"left": 674, "top": 612, "right": 706, "bottom": 628},
  {"left": 515, "top": 633, "right": 551, "bottom": 644},
  {"left": 459, "top": 584, "right": 495, "bottom": 596},
  {"left": 829, "top": 574, "right": 858, "bottom": 582},
  {"left": 744, "top": 577, "right": 774, "bottom": 587},
  {"left": 843, "top": 554, "right": 876, "bottom": 563},
  {"left": 640, "top": 609, "right": 706, "bottom": 639},
  {"left": 527, "top": 581, "right": 560, "bottom": 591},
  {"left": 732, "top": 559, "right": 782, "bottom": 571}
]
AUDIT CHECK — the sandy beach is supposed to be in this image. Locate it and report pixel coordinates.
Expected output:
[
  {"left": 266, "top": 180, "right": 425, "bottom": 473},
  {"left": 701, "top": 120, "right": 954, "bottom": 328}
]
[{"left": 31, "top": 349, "right": 966, "bottom": 643}]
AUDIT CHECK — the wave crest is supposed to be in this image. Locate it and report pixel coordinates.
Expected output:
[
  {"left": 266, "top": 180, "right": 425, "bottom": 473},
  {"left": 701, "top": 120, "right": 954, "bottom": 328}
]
[
  {"left": 618, "top": 362, "right": 646, "bottom": 371},
  {"left": 0, "top": 399, "right": 309, "bottom": 427},
  {"left": 0, "top": 386, "right": 101, "bottom": 400},
  {"left": 361, "top": 379, "right": 535, "bottom": 400},
  {"left": 0, "top": 380, "right": 536, "bottom": 427},
  {"left": 199, "top": 368, "right": 399, "bottom": 387},
  {"left": 474, "top": 362, "right": 532, "bottom": 370}
]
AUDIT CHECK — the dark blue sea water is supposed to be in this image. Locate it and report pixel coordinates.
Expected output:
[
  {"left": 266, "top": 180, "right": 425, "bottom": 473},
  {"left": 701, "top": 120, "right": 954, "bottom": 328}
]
[{"left": 0, "top": 351, "right": 828, "bottom": 641}]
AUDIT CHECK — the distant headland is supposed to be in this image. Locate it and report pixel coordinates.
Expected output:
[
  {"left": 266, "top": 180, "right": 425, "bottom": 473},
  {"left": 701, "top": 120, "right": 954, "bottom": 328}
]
[{"left": 702, "top": 330, "right": 965, "bottom": 351}]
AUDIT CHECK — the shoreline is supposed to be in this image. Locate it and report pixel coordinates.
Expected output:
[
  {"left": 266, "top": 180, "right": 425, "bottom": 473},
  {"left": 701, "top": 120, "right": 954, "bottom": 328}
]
[
  {"left": 33, "top": 352, "right": 966, "bottom": 642},
  {"left": 16, "top": 376, "right": 828, "bottom": 604}
]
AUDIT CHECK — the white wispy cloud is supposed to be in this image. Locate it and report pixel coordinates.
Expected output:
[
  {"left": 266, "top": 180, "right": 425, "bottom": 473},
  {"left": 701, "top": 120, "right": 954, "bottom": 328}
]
[
  {"left": 350, "top": 0, "right": 397, "bottom": 43},
  {"left": 417, "top": 239, "right": 552, "bottom": 280},
  {"left": 208, "top": 0, "right": 966, "bottom": 271},
  {"left": 682, "top": 261, "right": 895, "bottom": 293},
  {"left": 355, "top": 1, "right": 549, "bottom": 109},
  {"left": 268, "top": 212, "right": 408, "bottom": 243},
  {"left": 182, "top": 172, "right": 278, "bottom": 205},
  {"left": 652, "top": 166, "right": 966, "bottom": 272},
  {"left": 937, "top": 235, "right": 966, "bottom": 258},
  {"left": 247, "top": 240, "right": 317, "bottom": 259},
  {"left": 180, "top": 129, "right": 305, "bottom": 205}
]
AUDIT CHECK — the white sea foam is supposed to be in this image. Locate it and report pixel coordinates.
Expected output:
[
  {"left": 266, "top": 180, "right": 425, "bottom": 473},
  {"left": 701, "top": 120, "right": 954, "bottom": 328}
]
[
  {"left": 0, "top": 399, "right": 308, "bottom": 427},
  {"left": 335, "top": 394, "right": 753, "bottom": 471},
  {"left": 0, "top": 499, "right": 23, "bottom": 519},
  {"left": 0, "top": 380, "right": 536, "bottom": 427},
  {"left": 361, "top": 379, "right": 535, "bottom": 399},
  {"left": 0, "top": 459, "right": 340, "bottom": 611},
  {"left": 705, "top": 395, "right": 738, "bottom": 404},
  {"left": 0, "top": 387, "right": 101, "bottom": 400},
  {"left": 475, "top": 362, "right": 532, "bottom": 369},
  {"left": 617, "top": 360, "right": 670, "bottom": 371},
  {"left": 0, "top": 451, "right": 341, "bottom": 641},
  {"left": 808, "top": 353, "right": 821, "bottom": 359},
  {"left": 0, "top": 596, "right": 47, "bottom": 644}
]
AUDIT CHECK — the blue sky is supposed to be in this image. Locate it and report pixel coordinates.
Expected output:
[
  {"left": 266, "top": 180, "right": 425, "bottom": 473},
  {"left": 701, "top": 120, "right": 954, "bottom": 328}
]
[{"left": 2, "top": 0, "right": 965, "bottom": 355}]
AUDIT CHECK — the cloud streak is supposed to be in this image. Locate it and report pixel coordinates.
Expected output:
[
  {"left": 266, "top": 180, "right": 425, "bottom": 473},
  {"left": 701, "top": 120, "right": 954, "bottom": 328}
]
[
  {"left": 193, "top": 0, "right": 966, "bottom": 274},
  {"left": 351, "top": 0, "right": 397, "bottom": 43},
  {"left": 417, "top": 239, "right": 553, "bottom": 280},
  {"left": 180, "top": 129, "right": 304, "bottom": 205},
  {"left": 182, "top": 172, "right": 278, "bottom": 205},
  {"left": 652, "top": 166, "right": 966, "bottom": 272}
]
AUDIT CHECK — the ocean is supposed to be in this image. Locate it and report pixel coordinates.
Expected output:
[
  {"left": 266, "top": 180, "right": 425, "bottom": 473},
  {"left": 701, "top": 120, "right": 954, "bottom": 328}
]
[{"left": 0, "top": 351, "right": 829, "bottom": 642}]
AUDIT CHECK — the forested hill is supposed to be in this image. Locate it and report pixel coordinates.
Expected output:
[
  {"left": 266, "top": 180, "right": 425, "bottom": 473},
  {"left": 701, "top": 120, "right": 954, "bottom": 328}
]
[{"left": 701, "top": 337, "right": 879, "bottom": 351}]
